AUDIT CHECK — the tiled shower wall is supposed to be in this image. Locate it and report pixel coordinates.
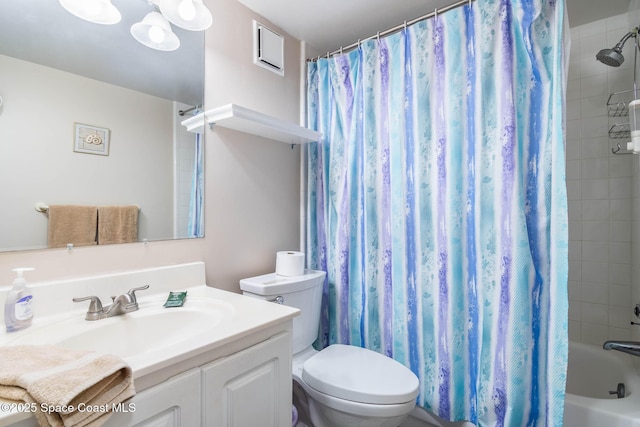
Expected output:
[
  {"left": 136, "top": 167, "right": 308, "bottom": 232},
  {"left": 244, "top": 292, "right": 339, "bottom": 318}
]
[{"left": 566, "top": 13, "right": 637, "bottom": 345}]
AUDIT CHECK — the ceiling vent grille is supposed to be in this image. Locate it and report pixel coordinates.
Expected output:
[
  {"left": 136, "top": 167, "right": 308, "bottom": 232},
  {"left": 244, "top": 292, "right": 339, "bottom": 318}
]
[{"left": 253, "top": 20, "right": 284, "bottom": 76}]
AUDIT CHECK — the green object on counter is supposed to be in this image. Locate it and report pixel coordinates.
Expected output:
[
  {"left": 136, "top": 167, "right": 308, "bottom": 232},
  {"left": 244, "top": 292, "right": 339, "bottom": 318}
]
[{"left": 163, "top": 291, "right": 187, "bottom": 307}]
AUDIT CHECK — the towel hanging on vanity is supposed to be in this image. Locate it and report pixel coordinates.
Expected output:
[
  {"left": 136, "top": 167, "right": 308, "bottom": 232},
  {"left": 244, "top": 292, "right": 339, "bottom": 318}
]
[
  {"left": 47, "top": 205, "right": 98, "bottom": 249},
  {"left": 97, "top": 206, "right": 138, "bottom": 245},
  {"left": 0, "top": 345, "right": 135, "bottom": 427}
]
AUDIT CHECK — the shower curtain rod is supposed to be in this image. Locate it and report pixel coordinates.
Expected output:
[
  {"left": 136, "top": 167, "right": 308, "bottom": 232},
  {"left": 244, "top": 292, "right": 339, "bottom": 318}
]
[
  {"left": 308, "top": 0, "right": 476, "bottom": 62},
  {"left": 178, "top": 105, "right": 202, "bottom": 116}
]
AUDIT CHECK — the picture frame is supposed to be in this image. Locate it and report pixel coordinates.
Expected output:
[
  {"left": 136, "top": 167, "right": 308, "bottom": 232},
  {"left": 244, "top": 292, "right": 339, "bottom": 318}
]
[{"left": 73, "top": 123, "right": 110, "bottom": 156}]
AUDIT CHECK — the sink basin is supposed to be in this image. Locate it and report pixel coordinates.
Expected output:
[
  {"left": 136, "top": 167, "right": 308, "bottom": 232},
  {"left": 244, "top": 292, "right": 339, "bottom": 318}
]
[{"left": 4, "top": 297, "right": 235, "bottom": 359}]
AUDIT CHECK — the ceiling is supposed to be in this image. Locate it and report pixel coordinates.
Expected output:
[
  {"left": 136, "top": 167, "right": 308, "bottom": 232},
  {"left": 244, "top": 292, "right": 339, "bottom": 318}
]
[
  {"left": 0, "top": 0, "right": 633, "bottom": 104},
  {"left": 0, "top": 0, "right": 204, "bottom": 106},
  {"left": 239, "top": 0, "right": 632, "bottom": 54}
]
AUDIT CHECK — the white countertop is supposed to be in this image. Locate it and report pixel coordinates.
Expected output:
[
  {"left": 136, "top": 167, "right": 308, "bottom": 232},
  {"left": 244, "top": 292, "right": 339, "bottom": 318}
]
[{"left": 0, "top": 271, "right": 299, "bottom": 426}]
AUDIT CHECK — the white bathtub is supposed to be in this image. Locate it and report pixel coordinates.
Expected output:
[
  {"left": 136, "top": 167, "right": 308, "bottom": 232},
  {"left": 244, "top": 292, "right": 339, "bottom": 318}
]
[{"left": 564, "top": 341, "right": 640, "bottom": 427}]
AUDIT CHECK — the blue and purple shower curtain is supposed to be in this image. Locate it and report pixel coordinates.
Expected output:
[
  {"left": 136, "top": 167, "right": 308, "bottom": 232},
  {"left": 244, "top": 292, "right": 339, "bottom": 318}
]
[{"left": 306, "top": 0, "right": 568, "bottom": 425}]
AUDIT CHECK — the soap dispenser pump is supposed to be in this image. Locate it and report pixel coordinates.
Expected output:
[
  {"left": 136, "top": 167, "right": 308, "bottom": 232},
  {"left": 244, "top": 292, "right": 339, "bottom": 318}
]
[{"left": 4, "top": 267, "right": 35, "bottom": 332}]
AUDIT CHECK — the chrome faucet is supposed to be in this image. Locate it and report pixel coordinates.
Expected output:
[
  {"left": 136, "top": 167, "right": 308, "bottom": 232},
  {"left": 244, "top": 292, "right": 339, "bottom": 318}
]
[
  {"left": 603, "top": 340, "right": 640, "bottom": 357},
  {"left": 73, "top": 285, "right": 149, "bottom": 321}
]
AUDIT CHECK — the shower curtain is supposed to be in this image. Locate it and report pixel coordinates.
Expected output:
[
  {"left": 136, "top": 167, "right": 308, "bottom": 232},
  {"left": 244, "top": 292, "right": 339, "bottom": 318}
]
[
  {"left": 188, "top": 131, "right": 204, "bottom": 238},
  {"left": 306, "top": 0, "right": 568, "bottom": 426}
]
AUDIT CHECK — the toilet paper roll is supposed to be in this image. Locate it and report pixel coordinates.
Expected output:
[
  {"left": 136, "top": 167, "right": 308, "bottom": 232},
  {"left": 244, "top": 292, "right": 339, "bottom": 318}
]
[{"left": 276, "top": 251, "right": 305, "bottom": 276}]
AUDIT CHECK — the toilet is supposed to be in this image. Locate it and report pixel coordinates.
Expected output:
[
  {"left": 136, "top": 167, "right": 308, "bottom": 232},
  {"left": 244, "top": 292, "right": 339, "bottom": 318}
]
[{"left": 240, "top": 269, "right": 419, "bottom": 427}]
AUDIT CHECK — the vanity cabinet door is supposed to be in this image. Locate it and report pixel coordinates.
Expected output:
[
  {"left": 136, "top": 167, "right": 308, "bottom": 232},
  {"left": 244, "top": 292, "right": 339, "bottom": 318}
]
[
  {"left": 202, "top": 331, "right": 292, "bottom": 427},
  {"left": 104, "top": 368, "right": 201, "bottom": 427}
]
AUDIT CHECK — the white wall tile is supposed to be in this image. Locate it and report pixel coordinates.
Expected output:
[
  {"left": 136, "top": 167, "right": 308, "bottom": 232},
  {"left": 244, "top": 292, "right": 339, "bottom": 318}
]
[
  {"left": 567, "top": 14, "right": 637, "bottom": 344},
  {"left": 581, "top": 179, "right": 607, "bottom": 199},
  {"left": 607, "top": 67, "right": 635, "bottom": 94},
  {"left": 568, "top": 321, "right": 581, "bottom": 341},
  {"left": 567, "top": 79, "right": 581, "bottom": 99},
  {"left": 609, "top": 307, "right": 630, "bottom": 328},
  {"left": 582, "top": 260, "right": 609, "bottom": 283},
  {"left": 569, "top": 220, "right": 582, "bottom": 241},
  {"left": 583, "top": 241, "right": 610, "bottom": 262},
  {"left": 610, "top": 263, "right": 631, "bottom": 285},
  {"left": 582, "top": 157, "right": 609, "bottom": 179},
  {"left": 582, "top": 199, "right": 609, "bottom": 220},
  {"left": 609, "top": 284, "right": 632, "bottom": 307},
  {"left": 568, "top": 280, "right": 582, "bottom": 301},
  {"left": 581, "top": 322, "right": 608, "bottom": 346},
  {"left": 581, "top": 115, "right": 608, "bottom": 138},
  {"left": 566, "top": 140, "right": 582, "bottom": 160},
  {"left": 581, "top": 136, "right": 608, "bottom": 158},
  {"left": 610, "top": 241, "right": 631, "bottom": 263},
  {"left": 605, "top": 13, "right": 629, "bottom": 31},
  {"left": 577, "top": 19, "right": 606, "bottom": 38},
  {"left": 566, "top": 99, "right": 581, "bottom": 121},
  {"left": 567, "top": 180, "right": 582, "bottom": 200},
  {"left": 569, "top": 260, "right": 583, "bottom": 281},
  {"left": 568, "top": 200, "right": 583, "bottom": 220},
  {"left": 566, "top": 118, "right": 582, "bottom": 139},
  {"left": 582, "top": 302, "right": 609, "bottom": 324},
  {"left": 582, "top": 220, "right": 610, "bottom": 241},
  {"left": 611, "top": 220, "right": 632, "bottom": 242},
  {"left": 569, "top": 300, "right": 582, "bottom": 321},
  {"left": 580, "top": 57, "right": 608, "bottom": 79},
  {"left": 581, "top": 94, "right": 608, "bottom": 118},
  {"left": 610, "top": 199, "right": 632, "bottom": 220},
  {"left": 580, "top": 74, "right": 607, "bottom": 98},
  {"left": 582, "top": 282, "right": 609, "bottom": 304},
  {"left": 569, "top": 240, "right": 582, "bottom": 261},
  {"left": 566, "top": 159, "right": 582, "bottom": 180},
  {"left": 607, "top": 326, "right": 630, "bottom": 341}
]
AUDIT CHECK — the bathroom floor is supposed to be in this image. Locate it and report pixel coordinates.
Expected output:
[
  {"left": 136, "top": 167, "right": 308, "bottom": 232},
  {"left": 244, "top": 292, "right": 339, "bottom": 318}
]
[
  {"left": 293, "top": 379, "right": 469, "bottom": 427},
  {"left": 293, "top": 404, "right": 453, "bottom": 427}
]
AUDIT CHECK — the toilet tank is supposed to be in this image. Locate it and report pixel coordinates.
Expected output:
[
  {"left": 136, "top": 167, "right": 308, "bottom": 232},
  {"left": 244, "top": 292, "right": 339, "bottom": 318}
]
[{"left": 240, "top": 269, "right": 326, "bottom": 354}]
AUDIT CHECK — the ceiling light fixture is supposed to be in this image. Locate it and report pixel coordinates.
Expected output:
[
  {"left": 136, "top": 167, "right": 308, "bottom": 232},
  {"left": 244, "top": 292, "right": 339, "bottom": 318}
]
[
  {"left": 130, "top": 11, "right": 181, "bottom": 51},
  {"left": 59, "top": 0, "right": 213, "bottom": 51},
  {"left": 58, "top": 0, "right": 121, "bottom": 25},
  {"left": 159, "top": 0, "right": 213, "bottom": 31}
]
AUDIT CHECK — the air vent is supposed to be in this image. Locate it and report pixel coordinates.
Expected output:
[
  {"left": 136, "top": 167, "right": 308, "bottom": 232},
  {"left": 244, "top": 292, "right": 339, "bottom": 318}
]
[{"left": 253, "top": 20, "right": 284, "bottom": 76}]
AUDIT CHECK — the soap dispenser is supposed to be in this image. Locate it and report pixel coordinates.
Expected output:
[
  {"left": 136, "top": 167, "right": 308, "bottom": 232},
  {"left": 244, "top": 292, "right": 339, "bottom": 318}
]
[{"left": 4, "top": 267, "right": 35, "bottom": 332}]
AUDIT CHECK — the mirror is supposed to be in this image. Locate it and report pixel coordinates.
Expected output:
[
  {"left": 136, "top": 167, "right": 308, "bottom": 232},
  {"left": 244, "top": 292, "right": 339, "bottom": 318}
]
[{"left": 0, "top": 0, "right": 205, "bottom": 252}]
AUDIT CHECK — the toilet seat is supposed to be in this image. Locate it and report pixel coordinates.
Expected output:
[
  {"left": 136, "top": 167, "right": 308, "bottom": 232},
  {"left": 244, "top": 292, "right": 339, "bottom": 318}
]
[{"left": 302, "top": 344, "right": 419, "bottom": 405}]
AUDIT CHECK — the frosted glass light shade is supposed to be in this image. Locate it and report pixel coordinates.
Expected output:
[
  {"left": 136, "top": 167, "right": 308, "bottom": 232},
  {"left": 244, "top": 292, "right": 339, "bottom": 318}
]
[
  {"left": 59, "top": 0, "right": 121, "bottom": 24},
  {"left": 159, "top": 0, "right": 212, "bottom": 31},
  {"left": 130, "top": 12, "right": 180, "bottom": 51}
]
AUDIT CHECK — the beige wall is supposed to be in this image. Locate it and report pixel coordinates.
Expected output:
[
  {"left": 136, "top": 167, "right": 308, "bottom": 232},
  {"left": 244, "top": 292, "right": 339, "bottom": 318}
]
[{"left": 0, "top": 0, "right": 303, "bottom": 293}]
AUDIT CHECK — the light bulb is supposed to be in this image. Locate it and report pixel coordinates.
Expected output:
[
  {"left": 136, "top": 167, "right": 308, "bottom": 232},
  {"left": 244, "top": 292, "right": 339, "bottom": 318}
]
[
  {"left": 177, "top": 0, "right": 196, "bottom": 21},
  {"left": 148, "top": 25, "right": 166, "bottom": 43},
  {"left": 84, "top": 1, "right": 102, "bottom": 18}
]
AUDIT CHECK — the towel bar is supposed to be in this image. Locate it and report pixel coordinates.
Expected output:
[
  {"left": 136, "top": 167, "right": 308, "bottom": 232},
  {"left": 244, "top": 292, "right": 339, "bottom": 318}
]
[{"left": 34, "top": 203, "right": 140, "bottom": 213}]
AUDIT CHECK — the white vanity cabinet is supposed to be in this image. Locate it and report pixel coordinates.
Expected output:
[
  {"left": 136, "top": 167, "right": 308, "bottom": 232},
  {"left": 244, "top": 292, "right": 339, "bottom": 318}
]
[
  {"left": 104, "top": 369, "right": 201, "bottom": 427},
  {"left": 0, "top": 264, "right": 299, "bottom": 427},
  {"left": 106, "top": 330, "right": 292, "bottom": 427},
  {"left": 202, "top": 331, "right": 292, "bottom": 427}
]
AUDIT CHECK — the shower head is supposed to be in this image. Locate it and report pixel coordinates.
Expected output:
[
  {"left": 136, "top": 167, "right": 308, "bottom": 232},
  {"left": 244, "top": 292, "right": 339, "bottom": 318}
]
[
  {"left": 596, "top": 46, "right": 625, "bottom": 67},
  {"left": 596, "top": 29, "right": 638, "bottom": 67}
]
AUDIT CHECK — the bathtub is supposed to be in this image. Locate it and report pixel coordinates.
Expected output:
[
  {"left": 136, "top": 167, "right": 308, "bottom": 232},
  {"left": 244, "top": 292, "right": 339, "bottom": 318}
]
[{"left": 564, "top": 340, "right": 640, "bottom": 427}]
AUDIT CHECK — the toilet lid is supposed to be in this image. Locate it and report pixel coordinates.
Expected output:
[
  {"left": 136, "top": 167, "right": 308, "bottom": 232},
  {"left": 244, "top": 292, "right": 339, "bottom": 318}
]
[{"left": 301, "top": 344, "right": 419, "bottom": 404}]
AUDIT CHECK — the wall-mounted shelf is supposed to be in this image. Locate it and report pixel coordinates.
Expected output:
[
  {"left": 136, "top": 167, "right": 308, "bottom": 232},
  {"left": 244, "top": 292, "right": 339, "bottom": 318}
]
[{"left": 181, "top": 104, "right": 321, "bottom": 144}]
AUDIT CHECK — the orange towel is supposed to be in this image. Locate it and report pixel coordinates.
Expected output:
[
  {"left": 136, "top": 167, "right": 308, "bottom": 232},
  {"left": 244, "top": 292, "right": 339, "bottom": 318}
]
[
  {"left": 47, "top": 205, "right": 98, "bottom": 249},
  {"left": 97, "top": 206, "right": 139, "bottom": 245}
]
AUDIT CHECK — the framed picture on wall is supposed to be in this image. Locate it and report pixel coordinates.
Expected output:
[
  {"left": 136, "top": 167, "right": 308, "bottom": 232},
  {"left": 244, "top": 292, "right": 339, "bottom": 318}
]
[{"left": 73, "top": 123, "right": 110, "bottom": 156}]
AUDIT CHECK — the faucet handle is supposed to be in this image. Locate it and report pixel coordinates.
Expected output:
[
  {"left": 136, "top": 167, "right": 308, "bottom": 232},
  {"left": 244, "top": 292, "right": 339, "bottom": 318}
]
[
  {"left": 72, "top": 296, "right": 103, "bottom": 320},
  {"left": 127, "top": 284, "right": 149, "bottom": 303}
]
